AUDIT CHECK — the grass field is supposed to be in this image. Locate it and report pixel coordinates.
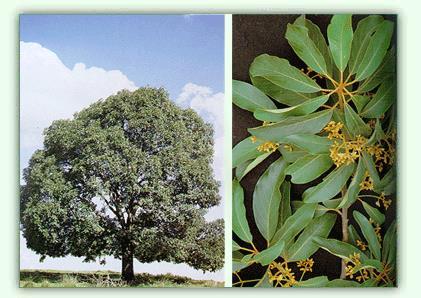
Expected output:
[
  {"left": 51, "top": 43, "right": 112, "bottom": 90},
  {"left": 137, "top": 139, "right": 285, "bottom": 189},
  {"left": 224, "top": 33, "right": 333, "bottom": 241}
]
[{"left": 20, "top": 269, "right": 224, "bottom": 288}]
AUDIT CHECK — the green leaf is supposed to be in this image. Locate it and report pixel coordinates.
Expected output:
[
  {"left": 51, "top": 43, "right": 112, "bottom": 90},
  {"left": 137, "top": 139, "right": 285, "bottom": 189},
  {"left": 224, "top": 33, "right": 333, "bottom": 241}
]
[
  {"left": 344, "top": 102, "right": 372, "bottom": 138},
  {"left": 355, "top": 20, "right": 394, "bottom": 81},
  {"left": 249, "top": 54, "right": 322, "bottom": 93},
  {"left": 235, "top": 152, "right": 272, "bottom": 181},
  {"left": 282, "top": 134, "right": 333, "bottom": 154},
  {"left": 250, "top": 76, "right": 319, "bottom": 106},
  {"left": 232, "top": 80, "right": 276, "bottom": 112},
  {"left": 254, "top": 94, "right": 330, "bottom": 122},
  {"left": 253, "top": 239, "right": 285, "bottom": 266},
  {"left": 361, "top": 278, "right": 379, "bottom": 287},
  {"left": 294, "top": 276, "right": 329, "bottom": 288},
  {"left": 271, "top": 203, "right": 317, "bottom": 245},
  {"left": 327, "top": 14, "right": 353, "bottom": 72},
  {"left": 338, "top": 158, "right": 365, "bottom": 209},
  {"left": 383, "top": 221, "right": 396, "bottom": 267},
  {"left": 361, "top": 151, "right": 381, "bottom": 186},
  {"left": 326, "top": 279, "right": 360, "bottom": 287},
  {"left": 291, "top": 201, "right": 330, "bottom": 218},
  {"left": 248, "top": 109, "right": 333, "bottom": 143},
  {"left": 351, "top": 95, "right": 370, "bottom": 113},
  {"left": 360, "top": 80, "right": 396, "bottom": 118},
  {"left": 232, "top": 137, "right": 263, "bottom": 168},
  {"left": 233, "top": 240, "right": 241, "bottom": 251},
  {"left": 278, "top": 181, "right": 292, "bottom": 228},
  {"left": 353, "top": 211, "right": 381, "bottom": 260},
  {"left": 367, "top": 119, "right": 386, "bottom": 146},
  {"left": 357, "top": 47, "right": 395, "bottom": 93},
  {"left": 254, "top": 271, "right": 273, "bottom": 287},
  {"left": 286, "top": 213, "right": 337, "bottom": 262},
  {"left": 253, "top": 158, "right": 288, "bottom": 241},
  {"left": 286, "top": 23, "right": 328, "bottom": 75},
  {"left": 361, "top": 200, "right": 385, "bottom": 225},
  {"left": 332, "top": 108, "right": 352, "bottom": 139},
  {"left": 375, "top": 165, "right": 396, "bottom": 195},
  {"left": 278, "top": 145, "right": 307, "bottom": 163},
  {"left": 348, "top": 224, "right": 361, "bottom": 247},
  {"left": 232, "top": 179, "right": 253, "bottom": 243},
  {"left": 313, "top": 237, "right": 366, "bottom": 261},
  {"left": 286, "top": 154, "right": 333, "bottom": 184},
  {"left": 348, "top": 15, "right": 384, "bottom": 75},
  {"left": 303, "top": 163, "right": 355, "bottom": 203}
]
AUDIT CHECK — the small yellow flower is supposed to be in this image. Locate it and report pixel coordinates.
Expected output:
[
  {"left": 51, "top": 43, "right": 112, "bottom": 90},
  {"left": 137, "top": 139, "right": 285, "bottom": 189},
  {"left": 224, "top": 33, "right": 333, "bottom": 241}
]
[
  {"left": 296, "top": 258, "right": 314, "bottom": 273},
  {"left": 250, "top": 136, "right": 257, "bottom": 143},
  {"left": 360, "top": 171, "right": 374, "bottom": 190},
  {"left": 356, "top": 239, "right": 368, "bottom": 251},
  {"left": 257, "top": 141, "right": 279, "bottom": 153}
]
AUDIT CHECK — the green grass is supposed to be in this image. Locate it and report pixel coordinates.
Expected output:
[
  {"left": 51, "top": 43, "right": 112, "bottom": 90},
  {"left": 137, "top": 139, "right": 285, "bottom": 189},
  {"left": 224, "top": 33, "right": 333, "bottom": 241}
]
[{"left": 20, "top": 269, "right": 224, "bottom": 288}]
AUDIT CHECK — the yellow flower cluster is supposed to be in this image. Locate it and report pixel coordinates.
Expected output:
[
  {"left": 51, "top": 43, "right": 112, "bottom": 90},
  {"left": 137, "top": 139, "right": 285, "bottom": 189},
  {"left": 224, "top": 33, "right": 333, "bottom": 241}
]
[
  {"left": 268, "top": 261, "right": 297, "bottom": 288},
  {"left": 296, "top": 258, "right": 314, "bottom": 273},
  {"left": 344, "top": 252, "right": 369, "bottom": 282},
  {"left": 360, "top": 171, "right": 374, "bottom": 191},
  {"left": 376, "top": 192, "right": 392, "bottom": 210},
  {"left": 366, "top": 144, "right": 394, "bottom": 172},
  {"left": 356, "top": 239, "right": 368, "bottom": 251},
  {"left": 324, "top": 121, "right": 344, "bottom": 140},
  {"left": 250, "top": 135, "right": 280, "bottom": 153}
]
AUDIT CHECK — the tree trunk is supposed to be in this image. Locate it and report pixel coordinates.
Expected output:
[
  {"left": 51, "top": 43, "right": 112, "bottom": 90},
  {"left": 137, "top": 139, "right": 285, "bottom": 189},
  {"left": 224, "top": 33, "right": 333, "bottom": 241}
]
[{"left": 121, "top": 242, "right": 134, "bottom": 283}]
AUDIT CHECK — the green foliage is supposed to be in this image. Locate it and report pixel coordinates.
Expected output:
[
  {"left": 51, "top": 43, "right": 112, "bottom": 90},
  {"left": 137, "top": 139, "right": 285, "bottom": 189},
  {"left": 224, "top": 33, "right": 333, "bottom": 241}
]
[
  {"left": 20, "top": 87, "right": 224, "bottom": 281},
  {"left": 232, "top": 14, "right": 396, "bottom": 287}
]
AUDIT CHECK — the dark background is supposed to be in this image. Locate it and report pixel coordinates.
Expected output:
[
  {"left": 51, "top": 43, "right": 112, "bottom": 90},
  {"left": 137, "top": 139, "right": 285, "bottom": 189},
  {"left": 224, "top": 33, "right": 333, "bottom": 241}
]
[{"left": 232, "top": 14, "right": 397, "bottom": 285}]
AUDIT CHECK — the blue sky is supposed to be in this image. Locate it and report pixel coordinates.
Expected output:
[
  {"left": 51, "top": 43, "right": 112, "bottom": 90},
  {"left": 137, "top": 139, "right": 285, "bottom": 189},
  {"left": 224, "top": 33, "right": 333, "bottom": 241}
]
[
  {"left": 20, "top": 14, "right": 225, "bottom": 281},
  {"left": 20, "top": 14, "right": 224, "bottom": 98}
]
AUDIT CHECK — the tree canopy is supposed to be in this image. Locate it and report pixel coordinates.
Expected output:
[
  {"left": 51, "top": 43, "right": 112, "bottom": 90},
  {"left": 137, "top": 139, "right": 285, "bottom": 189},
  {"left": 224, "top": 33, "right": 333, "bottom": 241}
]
[{"left": 20, "top": 87, "right": 224, "bottom": 281}]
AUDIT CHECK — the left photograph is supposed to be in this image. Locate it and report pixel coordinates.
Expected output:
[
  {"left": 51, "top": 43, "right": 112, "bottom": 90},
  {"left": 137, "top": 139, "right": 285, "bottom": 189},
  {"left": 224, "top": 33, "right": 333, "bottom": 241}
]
[{"left": 19, "top": 14, "right": 225, "bottom": 288}]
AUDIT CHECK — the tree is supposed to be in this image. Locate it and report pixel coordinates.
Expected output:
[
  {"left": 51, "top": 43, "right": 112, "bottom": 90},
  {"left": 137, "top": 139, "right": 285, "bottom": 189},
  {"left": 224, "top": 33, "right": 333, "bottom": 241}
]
[{"left": 20, "top": 87, "right": 224, "bottom": 282}]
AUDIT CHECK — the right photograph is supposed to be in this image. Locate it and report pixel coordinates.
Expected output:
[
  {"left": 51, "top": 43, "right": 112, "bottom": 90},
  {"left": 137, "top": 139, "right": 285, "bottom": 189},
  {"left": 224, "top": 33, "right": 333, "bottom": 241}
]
[{"left": 232, "top": 14, "right": 397, "bottom": 287}]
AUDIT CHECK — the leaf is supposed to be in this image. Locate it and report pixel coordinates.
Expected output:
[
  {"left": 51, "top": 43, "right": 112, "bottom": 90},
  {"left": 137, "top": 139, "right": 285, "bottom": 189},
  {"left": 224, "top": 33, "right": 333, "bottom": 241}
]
[
  {"left": 361, "top": 278, "right": 379, "bottom": 287},
  {"left": 303, "top": 163, "right": 355, "bottom": 203},
  {"left": 353, "top": 211, "right": 381, "bottom": 260},
  {"left": 271, "top": 203, "right": 317, "bottom": 245},
  {"left": 332, "top": 108, "right": 352, "bottom": 139},
  {"left": 291, "top": 201, "right": 329, "bottom": 218},
  {"left": 248, "top": 109, "right": 333, "bottom": 143},
  {"left": 313, "top": 237, "right": 366, "bottom": 261},
  {"left": 348, "top": 15, "right": 384, "bottom": 75},
  {"left": 278, "top": 181, "right": 292, "bottom": 228},
  {"left": 382, "top": 220, "right": 396, "bottom": 266},
  {"left": 338, "top": 158, "right": 365, "bottom": 208},
  {"left": 232, "top": 179, "right": 253, "bottom": 243},
  {"left": 351, "top": 95, "right": 370, "bottom": 113},
  {"left": 254, "top": 94, "right": 330, "bottom": 122},
  {"left": 282, "top": 134, "right": 333, "bottom": 154},
  {"left": 250, "top": 76, "right": 319, "bottom": 106},
  {"left": 233, "top": 240, "right": 241, "bottom": 251},
  {"left": 360, "top": 80, "right": 396, "bottom": 118},
  {"left": 327, "top": 14, "right": 353, "bottom": 72},
  {"left": 355, "top": 20, "right": 394, "bottom": 81},
  {"left": 232, "top": 80, "right": 276, "bottom": 112},
  {"left": 361, "top": 151, "right": 381, "bottom": 186},
  {"left": 235, "top": 152, "right": 272, "bottom": 180},
  {"left": 254, "top": 271, "right": 273, "bottom": 287},
  {"left": 326, "top": 279, "right": 360, "bottom": 287},
  {"left": 367, "top": 119, "right": 386, "bottom": 146},
  {"left": 286, "top": 213, "right": 337, "bottom": 262},
  {"left": 294, "top": 276, "right": 329, "bottom": 288},
  {"left": 344, "top": 102, "right": 372, "bottom": 138},
  {"left": 348, "top": 224, "right": 361, "bottom": 247},
  {"left": 278, "top": 144, "right": 307, "bottom": 163},
  {"left": 249, "top": 54, "right": 322, "bottom": 93},
  {"left": 375, "top": 165, "right": 396, "bottom": 195},
  {"left": 253, "top": 239, "right": 285, "bottom": 266},
  {"left": 357, "top": 47, "right": 395, "bottom": 93},
  {"left": 361, "top": 200, "right": 385, "bottom": 225},
  {"left": 286, "top": 23, "right": 328, "bottom": 75},
  {"left": 232, "top": 137, "right": 263, "bottom": 168},
  {"left": 286, "top": 154, "right": 333, "bottom": 184},
  {"left": 253, "top": 158, "right": 288, "bottom": 241}
]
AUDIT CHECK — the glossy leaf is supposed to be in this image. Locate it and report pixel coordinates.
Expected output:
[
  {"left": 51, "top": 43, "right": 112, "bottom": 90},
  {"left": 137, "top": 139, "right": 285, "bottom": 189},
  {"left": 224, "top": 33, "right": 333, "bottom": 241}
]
[
  {"left": 303, "top": 163, "right": 355, "bottom": 203},
  {"left": 361, "top": 200, "right": 385, "bottom": 225},
  {"left": 338, "top": 158, "right": 365, "bottom": 209},
  {"left": 353, "top": 211, "right": 381, "bottom": 260},
  {"left": 278, "top": 181, "right": 292, "bottom": 228},
  {"left": 348, "top": 224, "right": 361, "bottom": 247},
  {"left": 286, "top": 213, "right": 337, "bottom": 262},
  {"left": 348, "top": 15, "right": 384, "bottom": 75},
  {"left": 351, "top": 95, "right": 370, "bottom": 113},
  {"left": 326, "top": 279, "right": 360, "bottom": 287},
  {"left": 232, "top": 80, "right": 276, "bottom": 112},
  {"left": 253, "top": 158, "right": 288, "bottom": 241},
  {"left": 233, "top": 240, "right": 241, "bottom": 251},
  {"left": 232, "top": 137, "right": 263, "bottom": 168},
  {"left": 382, "top": 220, "right": 396, "bottom": 266},
  {"left": 291, "top": 201, "right": 329, "bottom": 218},
  {"left": 254, "top": 271, "right": 273, "bottom": 287},
  {"left": 294, "top": 276, "right": 329, "bottom": 288},
  {"left": 253, "top": 239, "right": 285, "bottom": 266},
  {"left": 367, "top": 119, "right": 386, "bottom": 146},
  {"left": 248, "top": 109, "right": 333, "bottom": 143},
  {"left": 283, "top": 134, "right": 333, "bottom": 154},
  {"left": 278, "top": 145, "right": 307, "bottom": 163},
  {"left": 355, "top": 20, "right": 394, "bottom": 81},
  {"left": 286, "top": 154, "right": 333, "bottom": 184},
  {"left": 327, "top": 14, "right": 353, "bottom": 72},
  {"left": 313, "top": 237, "right": 366, "bottom": 261},
  {"left": 271, "top": 203, "right": 317, "bottom": 245},
  {"left": 286, "top": 23, "right": 328, "bottom": 75},
  {"left": 235, "top": 152, "right": 271, "bottom": 181},
  {"left": 360, "top": 80, "right": 396, "bottom": 118},
  {"left": 344, "top": 102, "right": 372, "bottom": 138},
  {"left": 249, "top": 54, "right": 322, "bottom": 93},
  {"left": 232, "top": 179, "right": 253, "bottom": 243},
  {"left": 254, "top": 94, "right": 329, "bottom": 122},
  {"left": 361, "top": 151, "right": 381, "bottom": 186}
]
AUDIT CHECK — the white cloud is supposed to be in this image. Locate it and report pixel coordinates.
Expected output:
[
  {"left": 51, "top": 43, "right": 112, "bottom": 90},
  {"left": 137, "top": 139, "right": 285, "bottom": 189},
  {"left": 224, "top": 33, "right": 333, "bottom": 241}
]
[{"left": 20, "top": 41, "right": 137, "bottom": 155}]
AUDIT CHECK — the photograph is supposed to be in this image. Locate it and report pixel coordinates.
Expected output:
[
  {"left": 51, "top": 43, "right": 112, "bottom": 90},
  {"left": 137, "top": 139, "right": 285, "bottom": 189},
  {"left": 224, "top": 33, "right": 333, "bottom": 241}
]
[
  {"left": 19, "top": 14, "right": 225, "bottom": 288},
  {"left": 232, "top": 14, "right": 397, "bottom": 287}
]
